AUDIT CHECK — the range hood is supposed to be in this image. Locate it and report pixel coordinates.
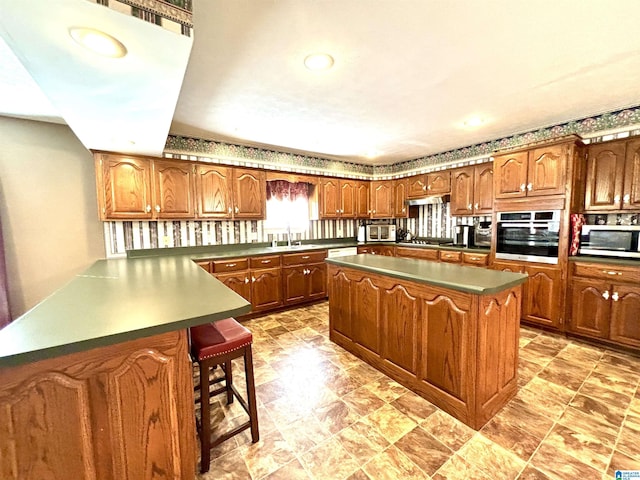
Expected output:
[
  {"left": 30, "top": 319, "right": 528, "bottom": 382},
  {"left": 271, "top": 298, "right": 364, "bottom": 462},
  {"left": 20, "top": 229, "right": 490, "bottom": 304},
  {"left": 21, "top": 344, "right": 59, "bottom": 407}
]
[{"left": 406, "top": 194, "right": 450, "bottom": 206}]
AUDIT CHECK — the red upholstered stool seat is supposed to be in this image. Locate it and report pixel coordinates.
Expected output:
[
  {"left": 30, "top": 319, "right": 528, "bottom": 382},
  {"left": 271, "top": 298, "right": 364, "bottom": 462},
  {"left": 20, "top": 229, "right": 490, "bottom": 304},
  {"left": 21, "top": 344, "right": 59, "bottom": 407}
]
[{"left": 190, "top": 318, "right": 259, "bottom": 473}]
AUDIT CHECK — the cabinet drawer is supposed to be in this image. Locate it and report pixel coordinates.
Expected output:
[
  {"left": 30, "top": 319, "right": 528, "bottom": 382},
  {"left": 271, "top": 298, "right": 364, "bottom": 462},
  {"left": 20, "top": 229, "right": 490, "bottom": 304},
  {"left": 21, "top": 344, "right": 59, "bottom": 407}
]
[
  {"left": 282, "top": 250, "right": 327, "bottom": 266},
  {"left": 211, "top": 258, "right": 249, "bottom": 273},
  {"left": 462, "top": 252, "right": 489, "bottom": 266},
  {"left": 395, "top": 247, "right": 439, "bottom": 261},
  {"left": 194, "top": 260, "right": 211, "bottom": 273},
  {"left": 439, "top": 250, "right": 462, "bottom": 263},
  {"left": 250, "top": 255, "right": 282, "bottom": 269},
  {"left": 572, "top": 263, "right": 640, "bottom": 284}
]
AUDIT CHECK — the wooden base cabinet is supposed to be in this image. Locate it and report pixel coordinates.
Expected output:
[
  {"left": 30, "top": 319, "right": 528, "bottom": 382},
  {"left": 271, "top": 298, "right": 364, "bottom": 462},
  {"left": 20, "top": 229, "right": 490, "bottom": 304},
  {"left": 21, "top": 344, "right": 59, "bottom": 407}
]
[
  {"left": 282, "top": 251, "right": 328, "bottom": 306},
  {"left": 328, "top": 264, "right": 521, "bottom": 429},
  {"left": 568, "top": 262, "right": 640, "bottom": 349},
  {"left": 0, "top": 330, "right": 196, "bottom": 480}
]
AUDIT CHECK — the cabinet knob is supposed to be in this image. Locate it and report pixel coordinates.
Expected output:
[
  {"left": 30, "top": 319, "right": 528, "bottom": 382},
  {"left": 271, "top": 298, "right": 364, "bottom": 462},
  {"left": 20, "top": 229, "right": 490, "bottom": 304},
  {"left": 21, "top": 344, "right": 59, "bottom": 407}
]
[
  {"left": 474, "top": 203, "right": 479, "bottom": 209},
  {"left": 228, "top": 207, "right": 232, "bottom": 213},
  {"left": 614, "top": 195, "right": 621, "bottom": 203},
  {"left": 251, "top": 276, "right": 255, "bottom": 282},
  {"left": 235, "top": 206, "right": 239, "bottom": 213},
  {"left": 373, "top": 210, "right": 376, "bottom": 213},
  {"left": 155, "top": 205, "right": 161, "bottom": 213},
  {"left": 520, "top": 184, "right": 526, "bottom": 192},
  {"left": 623, "top": 194, "right": 630, "bottom": 203},
  {"left": 602, "top": 290, "right": 610, "bottom": 300},
  {"left": 245, "top": 277, "right": 249, "bottom": 284},
  {"left": 527, "top": 183, "right": 533, "bottom": 191},
  {"left": 612, "top": 292, "right": 619, "bottom": 302},
  {"left": 426, "top": 185, "right": 430, "bottom": 190},
  {"left": 468, "top": 204, "right": 472, "bottom": 210},
  {"left": 145, "top": 205, "right": 151, "bottom": 213}
]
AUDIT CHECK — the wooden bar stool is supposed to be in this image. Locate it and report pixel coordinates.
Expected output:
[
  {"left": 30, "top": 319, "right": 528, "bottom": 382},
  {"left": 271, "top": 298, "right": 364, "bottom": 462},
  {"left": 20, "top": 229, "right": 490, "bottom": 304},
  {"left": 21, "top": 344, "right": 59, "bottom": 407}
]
[{"left": 190, "top": 318, "right": 259, "bottom": 473}]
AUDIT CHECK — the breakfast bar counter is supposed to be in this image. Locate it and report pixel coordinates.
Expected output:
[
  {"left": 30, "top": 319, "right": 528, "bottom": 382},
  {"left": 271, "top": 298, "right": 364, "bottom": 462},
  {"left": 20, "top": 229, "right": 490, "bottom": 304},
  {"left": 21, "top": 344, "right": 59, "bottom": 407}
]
[
  {"left": 0, "top": 255, "right": 251, "bottom": 479},
  {"left": 326, "top": 254, "right": 527, "bottom": 429}
]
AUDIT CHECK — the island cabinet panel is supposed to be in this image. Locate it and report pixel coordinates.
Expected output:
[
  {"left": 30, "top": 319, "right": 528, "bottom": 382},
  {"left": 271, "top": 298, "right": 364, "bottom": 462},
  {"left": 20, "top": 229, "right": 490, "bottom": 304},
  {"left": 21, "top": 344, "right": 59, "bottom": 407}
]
[
  {"left": 419, "top": 293, "right": 470, "bottom": 402},
  {"left": 0, "top": 330, "right": 195, "bottom": 480},
  {"left": 327, "top": 264, "right": 521, "bottom": 429},
  {"left": 381, "top": 285, "right": 420, "bottom": 376}
]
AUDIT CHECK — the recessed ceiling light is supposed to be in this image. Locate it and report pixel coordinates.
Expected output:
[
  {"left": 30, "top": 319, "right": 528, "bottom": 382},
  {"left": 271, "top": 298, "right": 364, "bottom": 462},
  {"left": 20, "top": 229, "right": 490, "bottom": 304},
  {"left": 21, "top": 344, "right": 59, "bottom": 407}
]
[
  {"left": 463, "top": 116, "right": 484, "bottom": 127},
  {"left": 69, "top": 27, "right": 127, "bottom": 58},
  {"left": 304, "top": 53, "right": 334, "bottom": 71}
]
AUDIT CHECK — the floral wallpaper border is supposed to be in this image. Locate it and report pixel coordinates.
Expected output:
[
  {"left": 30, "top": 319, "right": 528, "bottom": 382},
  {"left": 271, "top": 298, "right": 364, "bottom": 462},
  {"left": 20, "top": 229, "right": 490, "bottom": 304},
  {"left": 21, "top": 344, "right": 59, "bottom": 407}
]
[{"left": 165, "top": 106, "right": 640, "bottom": 178}]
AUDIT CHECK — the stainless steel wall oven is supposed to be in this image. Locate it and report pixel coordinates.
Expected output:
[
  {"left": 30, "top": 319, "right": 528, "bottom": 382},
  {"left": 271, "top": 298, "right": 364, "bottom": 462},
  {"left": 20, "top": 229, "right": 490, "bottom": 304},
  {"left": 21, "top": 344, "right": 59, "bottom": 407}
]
[{"left": 496, "top": 210, "right": 561, "bottom": 264}]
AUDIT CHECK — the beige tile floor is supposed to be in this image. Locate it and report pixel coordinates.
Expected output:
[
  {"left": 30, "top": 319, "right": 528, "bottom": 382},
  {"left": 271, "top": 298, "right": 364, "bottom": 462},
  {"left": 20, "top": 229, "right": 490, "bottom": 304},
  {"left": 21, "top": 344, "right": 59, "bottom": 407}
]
[{"left": 195, "top": 301, "right": 640, "bottom": 480}]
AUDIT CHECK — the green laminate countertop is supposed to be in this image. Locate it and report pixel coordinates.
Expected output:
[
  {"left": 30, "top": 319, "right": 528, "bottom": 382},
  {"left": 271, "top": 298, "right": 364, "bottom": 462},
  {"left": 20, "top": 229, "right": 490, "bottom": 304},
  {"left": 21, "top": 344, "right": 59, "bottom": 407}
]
[
  {"left": 326, "top": 254, "right": 528, "bottom": 295},
  {"left": 0, "top": 256, "right": 251, "bottom": 368}
]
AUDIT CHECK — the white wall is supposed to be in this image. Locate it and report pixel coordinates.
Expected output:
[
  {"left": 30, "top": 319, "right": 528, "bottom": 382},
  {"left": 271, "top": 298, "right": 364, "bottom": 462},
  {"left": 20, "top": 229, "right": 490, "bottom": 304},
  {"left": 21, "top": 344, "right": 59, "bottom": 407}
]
[{"left": 0, "top": 117, "right": 105, "bottom": 318}]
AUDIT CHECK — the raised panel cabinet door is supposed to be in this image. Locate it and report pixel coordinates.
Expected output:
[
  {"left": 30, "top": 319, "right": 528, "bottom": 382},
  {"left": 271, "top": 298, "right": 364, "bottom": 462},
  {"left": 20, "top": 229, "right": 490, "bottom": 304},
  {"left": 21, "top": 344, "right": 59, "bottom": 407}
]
[
  {"left": 490, "top": 260, "right": 525, "bottom": 273},
  {"left": 419, "top": 293, "right": 470, "bottom": 402},
  {"left": 393, "top": 179, "right": 407, "bottom": 217},
  {"left": 407, "top": 175, "right": 427, "bottom": 198},
  {"left": 328, "top": 269, "right": 353, "bottom": 339},
  {"left": 494, "top": 152, "right": 528, "bottom": 199},
  {"left": 320, "top": 178, "right": 340, "bottom": 218},
  {"left": 356, "top": 181, "right": 370, "bottom": 217},
  {"left": 567, "top": 277, "right": 610, "bottom": 339},
  {"left": 251, "top": 267, "right": 283, "bottom": 311},
  {"left": 584, "top": 141, "right": 626, "bottom": 211},
  {"left": 381, "top": 284, "right": 419, "bottom": 375},
  {"left": 370, "top": 181, "right": 393, "bottom": 218},
  {"left": 307, "top": 263, "right": 327, "bottom": 301},
  {"left": 215, "top": 271, "right": 251, "bottom": 302},
  {"left": 102, "top": 155, "right": 153, "bottom": 219},
  {"left": 282, "top": 265, "right": 307, "bottom": 305},
  {"left": 522, "top": 265, "right": 562, "bottom": 329},
  {"left": 623, "top": 138, "right": 640, "bottom": 210},
  {"left": 153, "top": 160, "right": 195, "bottom": 218},
  {"left": 426, "top": 171, "right": 451, "bottom": 194},
  {"left": 527, "top": 145, "right": 566, "bottom": 196},
  {"left": 473, "top": 163, "right": 494, "bottom": 214},
  {"left": 609, "top": 285, "right": 640, "bottom": 348},
  {"left": 352, "top": 276, "right": 381, "bottom": 354},
  {"left": 195, "top": 165, "right": 232, "bottom": 218},
  {"left": 233, "top": 168, "right": 265, "bottom": 218},
  {"left": 451, "top": 166, "right": 474, "bottom": 215},
  {"left": 340, "top": 180, "right": 357, "bottom": 218}
]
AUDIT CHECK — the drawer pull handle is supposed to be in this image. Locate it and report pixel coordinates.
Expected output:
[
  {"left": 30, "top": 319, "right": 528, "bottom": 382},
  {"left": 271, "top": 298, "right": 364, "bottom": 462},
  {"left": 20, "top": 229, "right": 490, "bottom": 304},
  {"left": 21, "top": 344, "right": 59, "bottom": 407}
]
[
  {"left": 603, "top": 270, "right": 622, "bottom": 276},
  {"left": 261, "top": 260, "right": 270, "bottom": 264},
  {"left": 602, "top": 290, "right": 610, "bottom": 300},
  {"left": 470, "top": 257, "right": 479, "bottom": 261},
  {"left": 226, "top": 263, "right": 236, "bottom": 267},
  {"left": 302, "top": 255, "right": 310, "bottom": 259}
]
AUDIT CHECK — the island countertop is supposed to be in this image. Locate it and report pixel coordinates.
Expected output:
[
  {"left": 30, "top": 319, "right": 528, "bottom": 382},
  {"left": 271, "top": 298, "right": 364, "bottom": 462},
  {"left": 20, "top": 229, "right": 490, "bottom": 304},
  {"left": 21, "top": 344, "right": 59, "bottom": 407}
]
[
  {"left": 326, "top": 254, "right": 528, "bottom": 295},
  {"left": 0, "top": 255, "right": 251, "bottom": 367}
]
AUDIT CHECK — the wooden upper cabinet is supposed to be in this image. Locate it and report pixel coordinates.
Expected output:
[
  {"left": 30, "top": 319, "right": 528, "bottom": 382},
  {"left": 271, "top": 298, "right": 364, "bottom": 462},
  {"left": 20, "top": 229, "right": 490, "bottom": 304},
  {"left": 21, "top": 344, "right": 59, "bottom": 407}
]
[
  {"left": 340, "top": 180, "right": 357, "bottom": 218},
  {"left": 370, "top": 181, "right": 394, "bottom": 218},
  {"left": 195, "top": 165, "right": 233, "bottom": 218},
  {"left": 585, "top": 138, "right": 640, "bottom": 212},
  {"left": 527, "top": 146, "right": 566, "bottom": 196},
  {"left": 474, "top": 162, "right": 494, "bottom": 214},
  {"left": 233, "top": 168, "right": 265, "bottom": 218},
  {"left": 319, "top": 178, "right": 340, "bottom": 218},
  {"left": 407, "top": 175, "right": 428, "bottom": 198},
  {"left": 97, "top": 153, "right": 154, "bottom": 220},
  {"left": 494, "top": 152, "right": 529, "bottom": 199},
  {"left": 451, "top": 164, "right": 493, "bottom": 216},
  {"left": 319, "top": 178, "right": 362, "bottom": 218},
  {"left": 494, "top": 143, "right": 567, "bottom": 199},
  {"left": 393, "top": 179, "right": 408, "bottom": 217},
  {"left": 426, "top": 171, "right": 451, "bottom": 194},
  {"left": 356, "top": 181, "right": 370, "bottom": 217},
  {"left": 153, "top": 159, "right": 195, "bottom": 218},
  {"left": 451, "top": 167, "right": 475, "bottom": 215}
]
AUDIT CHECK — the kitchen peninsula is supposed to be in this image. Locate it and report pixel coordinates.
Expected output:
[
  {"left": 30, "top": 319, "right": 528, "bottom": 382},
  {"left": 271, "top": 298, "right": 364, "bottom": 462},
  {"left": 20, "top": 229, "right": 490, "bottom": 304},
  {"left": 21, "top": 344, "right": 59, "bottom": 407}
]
[
  {"left": 326, "top": 254, "right": 528, "bottom": 429},
  {"left": 0, "top": 256, "right": 251, "bottom": 479}
]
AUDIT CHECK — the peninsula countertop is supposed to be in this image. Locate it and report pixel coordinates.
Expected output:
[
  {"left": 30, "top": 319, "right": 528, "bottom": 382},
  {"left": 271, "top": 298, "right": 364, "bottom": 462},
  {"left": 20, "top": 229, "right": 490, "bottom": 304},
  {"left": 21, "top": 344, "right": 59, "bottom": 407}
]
[
  {"left": 326, "top": 254, "right": 528, "bottom": 295},
  {"left": 0, "top": 255, "right": 251, "bottom": 367}
]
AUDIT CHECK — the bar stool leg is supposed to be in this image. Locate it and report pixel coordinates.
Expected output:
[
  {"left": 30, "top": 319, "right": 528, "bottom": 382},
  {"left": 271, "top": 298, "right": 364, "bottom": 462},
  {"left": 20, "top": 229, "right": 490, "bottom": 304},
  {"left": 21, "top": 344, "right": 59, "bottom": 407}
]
[
  {"left": 224, "top": 360, "right": 233, "bottom": 404},
  {"left": 199, "top": 359, "right": 212, "bottom": 473},
  {"left": 244, "top": 345, "right": 259, "bottom": 443}
]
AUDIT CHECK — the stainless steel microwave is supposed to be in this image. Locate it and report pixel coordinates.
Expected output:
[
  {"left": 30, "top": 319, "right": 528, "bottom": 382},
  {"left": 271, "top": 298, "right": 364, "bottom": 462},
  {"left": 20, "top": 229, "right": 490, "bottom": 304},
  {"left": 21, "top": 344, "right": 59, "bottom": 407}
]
[
  {"left": 579, "top": 225, "right": 640, "bottom": 259},
  {"left": 366, "top": 224, "right": 396, "bottom": 242}
]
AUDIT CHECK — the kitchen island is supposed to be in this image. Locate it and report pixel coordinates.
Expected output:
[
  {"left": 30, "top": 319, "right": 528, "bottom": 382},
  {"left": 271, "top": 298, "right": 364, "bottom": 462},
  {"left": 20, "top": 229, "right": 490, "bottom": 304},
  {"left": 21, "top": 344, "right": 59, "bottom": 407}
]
[
  {"left": 326, "top": 254, "right": 528, "bottom": 429},
  {"left": 0, "top": 256, "right": 251, "bottom": 479}
]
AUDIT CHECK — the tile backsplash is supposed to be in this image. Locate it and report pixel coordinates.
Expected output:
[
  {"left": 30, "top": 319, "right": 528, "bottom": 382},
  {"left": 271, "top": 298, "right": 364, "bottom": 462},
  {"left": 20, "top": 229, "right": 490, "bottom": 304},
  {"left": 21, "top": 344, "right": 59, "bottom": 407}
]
[{"left": 103, "top": 204, "right": 489, "bottom": 257}]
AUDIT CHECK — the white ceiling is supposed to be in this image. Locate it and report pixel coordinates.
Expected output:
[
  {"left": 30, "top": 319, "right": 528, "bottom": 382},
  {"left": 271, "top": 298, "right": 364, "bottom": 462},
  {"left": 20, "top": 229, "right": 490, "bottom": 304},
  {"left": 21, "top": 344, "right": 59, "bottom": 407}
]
[{"left": 2, "top": 0, "right": 640, "bottom": 166}]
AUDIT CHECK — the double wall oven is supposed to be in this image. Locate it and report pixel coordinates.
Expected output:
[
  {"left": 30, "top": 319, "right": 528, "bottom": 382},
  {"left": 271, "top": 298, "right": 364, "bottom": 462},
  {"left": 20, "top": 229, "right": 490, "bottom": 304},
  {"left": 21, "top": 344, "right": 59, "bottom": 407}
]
[{"left": 495, "top": 210, "right": 561, "bottom": 264}]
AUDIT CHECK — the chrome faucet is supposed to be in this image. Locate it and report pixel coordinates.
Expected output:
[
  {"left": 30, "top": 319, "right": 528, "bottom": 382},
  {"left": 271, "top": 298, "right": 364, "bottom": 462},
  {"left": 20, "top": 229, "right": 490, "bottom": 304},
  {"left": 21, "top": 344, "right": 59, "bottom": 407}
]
[{"left": 286, "top": 224, "right": 292, "bottom": 247}]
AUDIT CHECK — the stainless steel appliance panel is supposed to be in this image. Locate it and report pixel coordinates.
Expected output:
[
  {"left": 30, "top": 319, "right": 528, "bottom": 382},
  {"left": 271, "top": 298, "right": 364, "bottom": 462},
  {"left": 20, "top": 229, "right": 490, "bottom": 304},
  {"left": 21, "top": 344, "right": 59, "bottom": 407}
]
[
  {"left": 579, "top": 225, "right": 640, "bottom": 259},
  {"left": 495, "top": 210, "right": 561, "bottom": 264}
]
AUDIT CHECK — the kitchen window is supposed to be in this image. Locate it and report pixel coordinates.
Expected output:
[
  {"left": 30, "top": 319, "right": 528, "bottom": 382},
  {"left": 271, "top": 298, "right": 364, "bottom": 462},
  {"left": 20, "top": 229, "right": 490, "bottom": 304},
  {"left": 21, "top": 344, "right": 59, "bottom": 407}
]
[{"left": 265, "top": 180, "right": 310, "bottom": 233}]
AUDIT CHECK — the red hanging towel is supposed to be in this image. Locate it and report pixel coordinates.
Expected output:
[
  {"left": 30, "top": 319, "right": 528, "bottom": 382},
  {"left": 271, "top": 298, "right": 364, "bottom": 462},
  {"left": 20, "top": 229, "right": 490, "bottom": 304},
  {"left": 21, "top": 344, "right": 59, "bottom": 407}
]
[{"left": 569, "top": 213, "right": 585, "bottom": 256}]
